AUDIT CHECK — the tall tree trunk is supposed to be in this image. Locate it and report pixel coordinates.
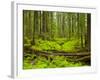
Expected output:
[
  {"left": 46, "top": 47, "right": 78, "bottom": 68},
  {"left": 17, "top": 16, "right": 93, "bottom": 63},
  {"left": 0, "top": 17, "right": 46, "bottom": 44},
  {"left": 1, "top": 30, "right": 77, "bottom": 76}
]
[{"left": 85, "top": 14, "right": 91, "bottom": 51}]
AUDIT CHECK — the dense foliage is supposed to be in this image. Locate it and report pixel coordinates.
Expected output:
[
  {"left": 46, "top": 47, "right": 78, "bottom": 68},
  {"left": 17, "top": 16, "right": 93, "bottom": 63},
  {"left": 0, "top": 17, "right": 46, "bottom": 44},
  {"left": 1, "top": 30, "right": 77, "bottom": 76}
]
[{"left": 24, "top": 54, "right": 84, "bottom": 69}]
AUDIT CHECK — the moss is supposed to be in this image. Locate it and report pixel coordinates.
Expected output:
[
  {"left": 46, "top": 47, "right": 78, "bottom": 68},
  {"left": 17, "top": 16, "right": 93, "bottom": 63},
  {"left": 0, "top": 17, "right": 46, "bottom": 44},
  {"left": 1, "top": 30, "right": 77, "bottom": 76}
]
[
  {"left": 61, "top": 39, "right": 80, "bottom": 52},
  {"left": 23, "top": 56, "right": 83, "bottom": 69}
]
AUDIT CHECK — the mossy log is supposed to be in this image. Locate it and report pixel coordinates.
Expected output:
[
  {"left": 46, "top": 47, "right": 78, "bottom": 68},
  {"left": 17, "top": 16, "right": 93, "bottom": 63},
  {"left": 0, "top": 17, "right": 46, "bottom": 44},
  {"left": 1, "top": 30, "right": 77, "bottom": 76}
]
[{"left": 32, "top": 49, "right": 90, "bottom": 56}]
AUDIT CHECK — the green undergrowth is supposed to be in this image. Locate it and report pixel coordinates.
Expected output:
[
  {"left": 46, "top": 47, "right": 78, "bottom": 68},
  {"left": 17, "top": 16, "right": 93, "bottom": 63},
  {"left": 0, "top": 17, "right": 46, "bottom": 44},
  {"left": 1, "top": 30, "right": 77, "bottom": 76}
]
[
  {"left": 23, "top": 38, "right": 87, "bottom": 69},
  {"left": 30, "top": 38, "right": 82, "bottom": 53},
  {"left": 23, "top": 54, "right": 84, "bottom": 69}
]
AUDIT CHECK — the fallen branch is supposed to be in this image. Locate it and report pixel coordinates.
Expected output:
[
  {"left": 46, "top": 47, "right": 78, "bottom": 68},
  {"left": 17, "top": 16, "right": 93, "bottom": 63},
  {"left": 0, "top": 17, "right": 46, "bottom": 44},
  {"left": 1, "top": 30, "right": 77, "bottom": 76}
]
[{"left": 71, "top": 56, "right": 90, "bottom": 62}]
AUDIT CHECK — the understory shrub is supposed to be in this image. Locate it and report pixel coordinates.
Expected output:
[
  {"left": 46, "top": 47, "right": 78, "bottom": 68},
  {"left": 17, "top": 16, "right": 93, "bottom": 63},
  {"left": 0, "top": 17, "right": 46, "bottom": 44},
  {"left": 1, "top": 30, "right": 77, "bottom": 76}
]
[
  {"left": 31, "top": 39, "right": 81, "bottom": 52},
  {"left": 32, "top": 39, "right": 61, "bottom": 51},
  {"left": 62, "top": 39, "right": 81, "bottom": 52},
  {"left": 23, "top": 56, "right": 83, "bottom": 69}
]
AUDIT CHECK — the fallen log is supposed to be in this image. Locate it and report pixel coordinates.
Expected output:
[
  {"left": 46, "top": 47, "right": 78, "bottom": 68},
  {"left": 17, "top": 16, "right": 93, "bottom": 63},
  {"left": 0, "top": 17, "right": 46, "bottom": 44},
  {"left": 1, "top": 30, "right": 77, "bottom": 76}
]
[
  {"left": 70, "top": 56, "right": 91, "bottom": 62},
  {"left": 33, "top": 50, "right": 90, "bottom": 56}
]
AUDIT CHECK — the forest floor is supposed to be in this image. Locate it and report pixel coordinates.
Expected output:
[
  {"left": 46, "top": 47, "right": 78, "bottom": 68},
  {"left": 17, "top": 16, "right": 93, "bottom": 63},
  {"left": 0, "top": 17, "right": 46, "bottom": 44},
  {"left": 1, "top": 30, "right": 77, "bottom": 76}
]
[{"left": 23, "top": 38, "right": 90, "bottom": 69}]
